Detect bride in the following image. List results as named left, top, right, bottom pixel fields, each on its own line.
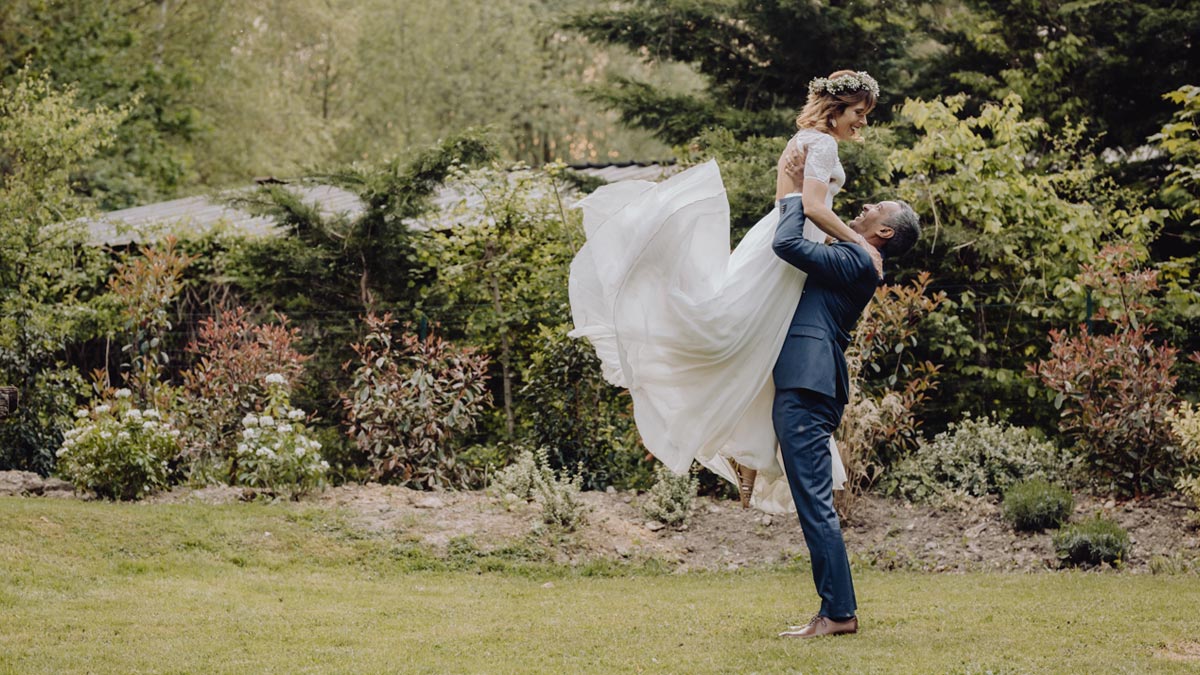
left=568, top=70, right=880, bottom=513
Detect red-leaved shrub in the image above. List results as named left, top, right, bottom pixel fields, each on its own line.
left=1029, top=245, right=1182, bottom=496
left=178, top=307, right=310, bottom=482
left=341, top=313, right=491, bottom=489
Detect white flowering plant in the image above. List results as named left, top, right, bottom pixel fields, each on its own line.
left=233, top=374, right=327, bottom=498
left=56, top=389, right=181, bottom=500
left=1168, top=402, right=1200, bottom=512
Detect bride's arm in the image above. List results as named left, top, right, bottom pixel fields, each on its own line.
left=801, top=179, right=860, bottom=244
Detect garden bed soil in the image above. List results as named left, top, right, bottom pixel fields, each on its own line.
left=5, top=471, right=1197, bottom=573
left=298, top=485, right=1198, bottom=573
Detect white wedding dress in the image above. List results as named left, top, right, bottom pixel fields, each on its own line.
left=568, top=130, right=847, bottom=514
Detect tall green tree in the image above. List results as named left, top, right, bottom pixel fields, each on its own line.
left=0, top=0, right=200, bottom=208
left=564, top=0, right=922, bottom=144
left=0, top=69, right=124, bottom=473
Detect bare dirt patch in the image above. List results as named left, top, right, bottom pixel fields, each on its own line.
left=307, top=483, right=1200, bottom=573
left=9, top=470, right=1197, bottom=573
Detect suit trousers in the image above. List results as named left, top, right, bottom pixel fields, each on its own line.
left=772, top=387, right=857, bottom=619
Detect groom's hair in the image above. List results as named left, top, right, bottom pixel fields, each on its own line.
left=881, top=201, right=920, bottom=259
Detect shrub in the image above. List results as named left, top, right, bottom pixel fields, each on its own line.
left=1030, top=245, right=1183, bottom=496
left=55, top=389, right=181, bottom=500
left=178, top=307, right=310, bottom=483
left=341, top=313, right=491, bottom=489
left=836, top=272, right=944, bottom=518
left=1053, top=516, right=1131, bottom=568
left=886, top=415, right=1070, bottom=502
left=1002, top=479, right=1074, bottom=532
left=232, top=374, right=328, bottom=499
left=521, top=325, right=649, bottom=490
left=492, top=447, right=540, bottom=500
left=641, top=464, right=699, bottom=526
left=533, top=457, right=588, bottom=531
left=1167, top=401, right=1200, bottom=511
left=493, top=447, right=588, bottom=530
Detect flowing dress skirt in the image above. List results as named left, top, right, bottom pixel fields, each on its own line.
left=567, top=160, right=845, bottom=514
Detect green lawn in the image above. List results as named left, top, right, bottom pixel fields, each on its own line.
left=1, top=497, right=1197, bottom=674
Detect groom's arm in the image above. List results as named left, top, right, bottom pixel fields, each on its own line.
left=773, top=196, right=872, bottom=285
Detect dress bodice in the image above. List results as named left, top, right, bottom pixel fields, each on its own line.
left=792, top=128, right=845, bottom=242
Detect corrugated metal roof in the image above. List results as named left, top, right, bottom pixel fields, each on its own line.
left=86, top=163, right=676, bottom=245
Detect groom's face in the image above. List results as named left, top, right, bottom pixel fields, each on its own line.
left=849, top=201, right=900, bottom=239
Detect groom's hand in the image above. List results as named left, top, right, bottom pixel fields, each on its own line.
left=775, top=143, right=808, bottom=201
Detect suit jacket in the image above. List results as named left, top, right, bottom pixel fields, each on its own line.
left=771, top=195, right=881, bottom=403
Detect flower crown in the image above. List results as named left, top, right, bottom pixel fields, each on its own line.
left=808, top=71, right=880, bottom=99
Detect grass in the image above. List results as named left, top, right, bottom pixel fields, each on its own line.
left=1, top=497, right=1198, bottom=674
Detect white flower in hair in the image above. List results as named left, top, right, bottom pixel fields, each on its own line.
left=808, top=71, right=880, bottom=99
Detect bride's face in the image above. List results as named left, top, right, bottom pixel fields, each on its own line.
left=831, top=103, right=870, bottom=141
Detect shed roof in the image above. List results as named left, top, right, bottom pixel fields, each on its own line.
left=85, top=161, right=677, bottom=246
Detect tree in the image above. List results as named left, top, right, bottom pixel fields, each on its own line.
left=0, top=69, right=125, bottom=473
left=0, top=1, right=200, bottom=208
left=415, top=161, right=579, bottom=438
left=888, top=94, right=1163, bottom=430
left=915, top=0, right=1200, bottom=151
left=564, top=0, right=920, bottom=144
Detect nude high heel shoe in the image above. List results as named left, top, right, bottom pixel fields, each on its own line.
left=728, top=459, right=756, bottom=509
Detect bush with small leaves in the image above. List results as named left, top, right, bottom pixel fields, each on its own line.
left=534, top=462, right=588, bottom=531
left=886, top=415, right=1072, bottom=502
left=341, top=313, right=491, bottom=489
left=1053, top=516, right=1131, bottom=568
left=1002, top=479, right=1074, bottom=532
left=233, top=374, right=328, bottom=499
left=642, top=464, right=699, bottom=526
left=1168, top=401, right=1200, bottom=512
left=55, top=389, right=181, bottom=500
left=492, top=447, right=540, bottom=501
left=492, top=447, right=588, bottom=530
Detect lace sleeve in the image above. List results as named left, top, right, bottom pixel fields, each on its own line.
left=802, top=134, right=838, bottom=184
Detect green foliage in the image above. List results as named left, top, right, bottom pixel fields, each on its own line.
left=55, top=390, right=180, bottom=500
left=889, top=95, right=1162, bottom=429
left=521, top=325, right=648, bottom=490
left=340, top=314, right=491, bottom=489
left=1030, top=246, right=1184, bottom=497
left=886, top=415, right=1072, bottom=503
left=915, top=1, right=1200, bottom=150
left=491, top=447, right=542, bottom=501
left=491, top=447, right=588, bottom=531
left=1167, top=402, right=1200, bottom=513
left=415, top=160, right=578, bottom=437
left=0, top=68, right=123, bottom=474
left=0, top=1, right=199, bottom=206
left=1155, top=85, right=1200, bottom=231
left=1053, top=516, right=1131, bottom=568
left=232, top=376, right=328, bottom=499
left=179, top=308, right=311, bottom=485
left=641, top=464, right=698, bottom=527
left=1001, top=479, right=1074, bottom=532
left=565, top=0, right=918, bottom=143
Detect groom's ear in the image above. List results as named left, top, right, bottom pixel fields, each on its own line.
left=877, top=225, right=895, bottom=240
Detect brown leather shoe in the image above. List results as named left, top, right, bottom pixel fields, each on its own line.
left=778, top=614, right=858, bottom=638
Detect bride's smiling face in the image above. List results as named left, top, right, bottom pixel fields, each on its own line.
left=831, top=103, right=870, bottom=141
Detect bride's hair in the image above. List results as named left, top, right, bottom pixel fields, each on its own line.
left=795, top=69, right=878, bottom=140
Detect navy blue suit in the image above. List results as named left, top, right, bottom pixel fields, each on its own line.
left=771, top=195, right=880, bottom=620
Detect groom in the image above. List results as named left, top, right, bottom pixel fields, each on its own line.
left=771, top=145, right=920, bottom=638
